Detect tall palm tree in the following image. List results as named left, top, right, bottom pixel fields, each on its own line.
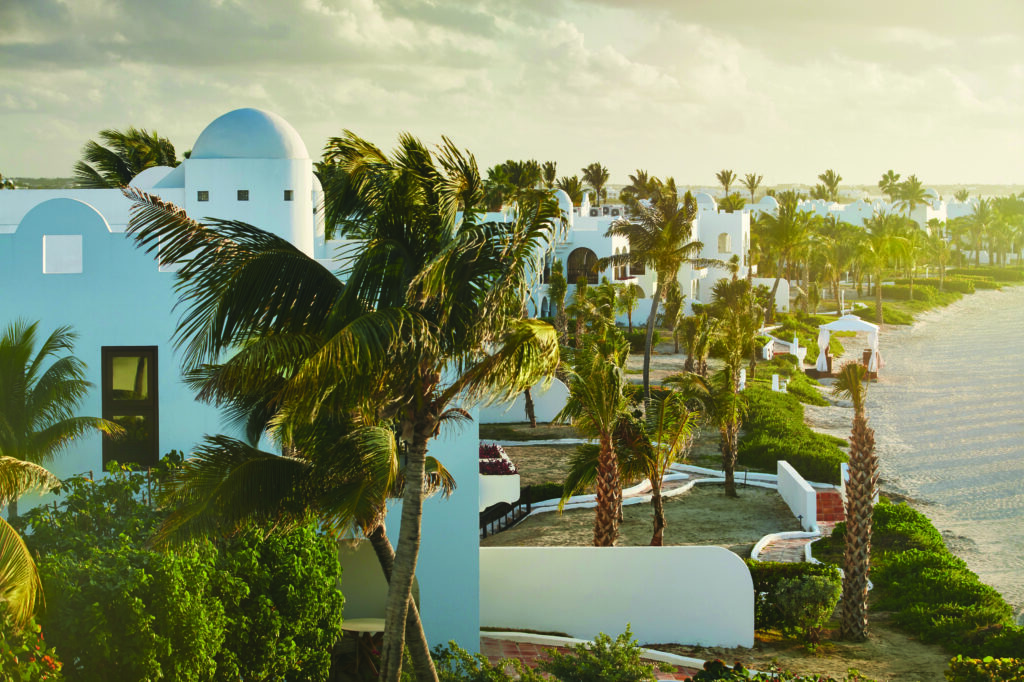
left=967, top=198, right=993, bottom=266
left=754, top=191, right=817, bottom=320
left=860, top=211, right=910, bottom=323
left=74, top=127, right=179, bottom=188
left=0, top=321, right=122, bottom=520
left=817, top=218, right=861, bottom=314
left=554, top=336, right=631, bottom=546
left=602, top=183, right=707, bottom=401
left=877, top=170, right=901, bottom=203
left=615, top=282, right=644, bottom=332
left=817, top=169, right=842, bottom=202
left=832, top=362, right=877, bottom=641
left=542, top=161, right=557, bottom=189
left=742, top=173, right=763, bottom=204
left=953, top=189, right=970, bottom=203
left=897, top=174, right=929, bottom=215
left=716, top=169, right=736, bottom=197
left=926, top=220, right=952, bottom=291
left=556, top=175, right=585, bottom=205
left=621, top=169, right=657, bottom=204
left=679, top=312, right=717, bottom=377
left=643, top=391, right=699, bottom=545
left=581, top=162, right=610, bottom=207
left=0, top=456, right=60, bottom=627
left=718, top=193, right=746, bottom=213
left=548, top=259, right=569, bottom=343
left=125, top=132, right=562, bottom=682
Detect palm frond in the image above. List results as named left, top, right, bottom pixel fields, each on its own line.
left=0, top=517, right=42, bottom=627
left=0, top=457, right=60, bottom=505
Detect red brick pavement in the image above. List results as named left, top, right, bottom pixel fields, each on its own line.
left=481, top=637, right=699, bottom=680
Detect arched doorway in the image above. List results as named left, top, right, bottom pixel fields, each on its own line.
left=567, top=247, right=599, bottom=285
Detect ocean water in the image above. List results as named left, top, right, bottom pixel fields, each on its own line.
left=866, top=284, right=1024, bottom=610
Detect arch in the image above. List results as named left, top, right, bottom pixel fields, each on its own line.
left=567, top=247, right=599, bottom=285
left=718, top=232, right=732, bottom=254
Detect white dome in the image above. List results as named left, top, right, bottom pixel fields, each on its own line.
left=190, top=108, right=309, bottom=160
left=758, top=195, right=780, bottom=210
left=694, top=192, right=717, bottom=208
left=129, top=165, right=175, bottom=188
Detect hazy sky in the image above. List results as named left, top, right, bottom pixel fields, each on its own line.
left=2, top=0, right=1022, bottom=185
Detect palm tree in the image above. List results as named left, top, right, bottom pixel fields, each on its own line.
left=742, top=173, right=763, bottom=204
left=718, top=193, right=746, bottom=213
left=0, top=457, right=60, bottom=627
left=817, top=218, right=861, bottom=314
left=679, top=312, right=717, bottom=377
left=602, top=183, right=707, bottom=401
left=125, top=132, right=562, bottom=682
left=896, top=174, right=929, bottom=215
left=548, top=260, right=569, bottom=343
left=542, top=161, right=557, bottom=189
left=484, top=164, right=512, bottom=211
left=861, top=212, right=910, bottom=323
left=557, top=175, right=585, bottom=205
left=967, top=198, right=993, bottom=266
left=0, top=321, right=122, bottom=520
left=74, top=127, right=179, bottom=188
left=817, top=169, right=842, bottom=202
left=643, top=391, right=699, bottom=545
left=716, top=169, right=736, bottom=197
left=615, top=282, right=644, bottom=332
left=954, top=189, right=970, bottom=203
left=877, top=170, right=901, bottom=203
left=668, top=367, right=746, bottom=497
left=621, top=169, right=657, bottom=204
left=554, top=336, right=631, bottom=546
left=903, top=225, right=927, bottom=300
left=754, top=191, right=817, bottom=320
left=926, top=220, right=952, bottom=291
left=581, top=162, right=610, bottom=207
left=832, top=362, right=877, bottom=641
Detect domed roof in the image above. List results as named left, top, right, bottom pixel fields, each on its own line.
left=694, top=192, right=717, bottom=208
left=129, top=165, right=175, bottom=188
left=190, top=108, right=309, bottom=160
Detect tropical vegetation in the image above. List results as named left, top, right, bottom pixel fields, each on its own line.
left=74, top=127, right=179, bottom=188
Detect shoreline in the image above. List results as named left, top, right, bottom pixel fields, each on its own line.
left=800, top=285, right=1024, bottom=613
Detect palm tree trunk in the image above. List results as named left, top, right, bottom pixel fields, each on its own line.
left=649, top=475, right=665, bottom=546
left=642, top=281, right=664, bottom=402
left=366, top=524, right=438, bottom=682
left=720, top=423, right=739, bottom=498
left=379, top=417, right=433, bottom=682
left=593, top=433, right=620, bottom=547
left=840, top=408, right=878, bottom=642
left=833, top=276, right=842, bottom=315
left=523, top=388, right=537, bottom=428
left=7, top=500, right=17, bottom=522
left=874, top=270, right=883, bottom=324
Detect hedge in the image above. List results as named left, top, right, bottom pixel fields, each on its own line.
left=743, top=560, right=841, bottom=630
left=894, top=277, right=975, bottom=294
left=738, top=386, right=848, bottom=484
left=949, top=267, right=1024, bottom=282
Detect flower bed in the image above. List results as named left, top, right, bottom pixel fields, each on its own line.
left=480, top=443, right=518, bottom=475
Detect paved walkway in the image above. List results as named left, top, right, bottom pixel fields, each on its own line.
left=755, top=488, right=844, bottom=563
left=481, top=637, right=699, bottom=680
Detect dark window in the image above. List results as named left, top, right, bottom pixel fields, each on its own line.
left=284, top=189, right=294, bottom=201
left=197, top=190, right=209, bottom=202
left=102, top=347, right=158, bottom=467
left=237, top=189, right=249, bottom=201
left=566, top=247, right=599, bottom=285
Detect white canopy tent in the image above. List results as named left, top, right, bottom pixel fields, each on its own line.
left=815, top=315, right=881, bottom=373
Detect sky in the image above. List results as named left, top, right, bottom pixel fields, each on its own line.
left=2, top=0, right=1022, bottom=186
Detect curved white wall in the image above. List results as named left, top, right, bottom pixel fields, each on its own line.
left=480, top=546, right=754, bottom=647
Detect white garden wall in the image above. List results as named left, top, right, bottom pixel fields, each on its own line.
left=777, top=461, right=817, bottom=531
left=480, top=546, right=754, bottom=647
left=479, top=378, right=569, bottom=424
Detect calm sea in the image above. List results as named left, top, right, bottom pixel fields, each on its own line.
left=867, top=284, right=1024, bottom=611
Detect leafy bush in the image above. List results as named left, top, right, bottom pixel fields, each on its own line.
left=853, top=304, right=913, bottom=325
left=17, top=463, right=345, bottom=682
left=881, top=284, right=939, bottom=302
left=948, top=267, right=1024, bottom=282
left=738, top=386, right=847, bottom=483
left=744, top=560, right=842, bottom=631
left=432, top=642, right=544, bottom=682
left=521, top=482, right=564, bottom=504
left=784, top=374, right=829, bottom=406
left=774, top=575, right=841, bottom=644
left=479, top=443, right=507, bottom=459
left=480, top=458, right=518, bottom=475
left=0, top=610, right=63, bottom=681
left=690, top=659, right=876, bottom=681
left=946, top=655, right=1024, bottom=681
left=625, top=330, right=660, bottom=353
left=894, top=278, right=975, bottom=294
left=536, top=627, right=671, bottom=682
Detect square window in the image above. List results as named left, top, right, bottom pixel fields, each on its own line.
left=237, top=189, right=249, bottom=201
left=42, top=235, right=83, bottom=274
left=283, top=189, right=294, bottom=201
left=197, top=190, right=209, bottom=202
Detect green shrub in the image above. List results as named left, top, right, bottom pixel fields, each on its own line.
left=690, top=659, right=877, bottom=681
left=744, top=560, right=841, bottom=630
left=17, top=463, right=345, bottom=682
left=894, top=277, right=975, bottom=294
left=522, top=482, right=564, bottom=504
left=853, top=304, right=913, bottom=325
left=784, top=375, right=829, bottom=406
left=738, top=386, right=847, bottom=483
left=774, top=575, right=842, bottom=644
left=536, top=627, right=670, bottom=682
left=432, top=642, right=544, bottom=682
left=948, top=267, right=1024, bottom=282
left=880, top=284, right=938, bottom=302
left=946, top=655, right=1024, bottom=681
left=0, top=610, right=63, bottom=681
left=625, top=330, right=660, bottom=353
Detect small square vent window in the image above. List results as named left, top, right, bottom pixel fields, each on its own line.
left=237, top=190, right=249, bottom=201
left=283, top=190, right=294, bottom=201
left=197, top=190, right=209, bottom=202
left=43, top=235, right=83, bottom=274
